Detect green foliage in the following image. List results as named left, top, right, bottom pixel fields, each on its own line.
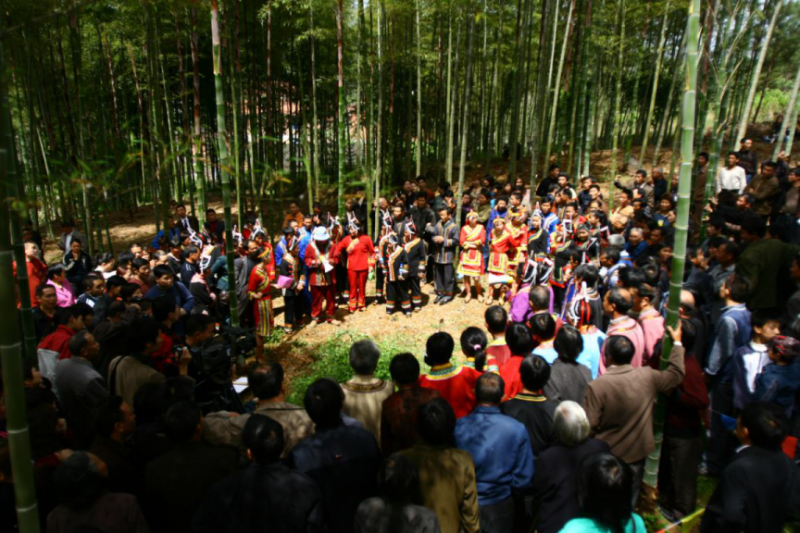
left=285, top=330, right=410, bottom=404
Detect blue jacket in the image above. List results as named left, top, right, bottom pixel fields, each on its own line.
left=454, top=405, right=534, bottom=505
left=145, top=282, right=195, bottom=314
left=706, top=304, right=751, bottom=382
left=754, top=361, right=800, bottom=417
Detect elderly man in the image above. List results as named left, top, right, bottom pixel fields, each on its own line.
left=341, top=340, right=394, bottom=443
left=584, top=325, right=685, bottom=506
left=531, top=401, right=610, bottom=533
left=455, top=373, right=534, bottom=532
left=625, top=228, right=647, bottom=260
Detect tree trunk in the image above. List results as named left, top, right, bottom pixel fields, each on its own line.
left=773, top=63, right=800, bottom=160
left=191, top=2, right=206, bottom=227
left=639, top=0, right=671, bottom=164
left=456, top=6, right=476, bottom=227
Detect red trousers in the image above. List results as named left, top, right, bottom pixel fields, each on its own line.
left=348, top=269, right=368, bottom=311
left=310, top=285, right=337, bottom=319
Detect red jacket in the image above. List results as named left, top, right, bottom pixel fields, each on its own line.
left=336, top=235, right=375, bottom=272
left=419, top=364, right=481, bottom=418
left=500, top=356, right=526, bottom=400
left=38, top=325, right=77, bottom=361
left=14, top=257, right=47, bottom=307
left=304, top=242, right=338, bottom=286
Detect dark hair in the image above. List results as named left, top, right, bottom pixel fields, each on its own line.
left=496, top=195, right=509, bottom=205
left=741, top=212, right=767, bottom=238
left=119, top=283, right=140, bottom=302
left=152, top=264, right=175, bottom=280
left=724, top=274, right=751, bottom=303
left=741, top=402, right=787, bottom=450
left=519, top=355, right=551, bottom=392
left=475, top=373, right=505, bottom=404
left=36, top=283, right=56, bottom=298
left=751, top=310, right=779, bottom=330
left=54, top=452, right=106, bottom=510
left=389, top=353, right=420, bottom=385
left=349, top=340, right=381, bottom=375
left=635, top=283, right=657, bottom=305
left=506, top=323, right=534, bottom=356
left=426, top=332, right=455, bottom=365
left=607, top=287, right=633, bottom=314
left=304, top=379, right=344, bottom=429
left=417, top=398, right=456, bottom=446
left=128, top=317, right=161, bottom=353
left=106, top=300, right=126, bottom=319
left=106, top=275, right=127, bottom=292
left=186, top=314, right=214, bottom=337
left=602, top=246, right=621, bottom=264
left=605, top=336, right=635, bottom=366
left=573, top=264, right=599, bottom=288
left=248, top=363, right=284, bottom=400
left=56, top=305, right=84, bottom=326
left=152, top=295, right=178, bottom=322
left=618, top=268, right=645, bottom=289
left=529, top=285, right=551, bottom=311
left=529, top=313, right=556, bottom=341
left=94, top=395, right=125, bottom=438
left=378, top=454, right=420, bottom=502
left=485, top=305, right=508, bottom=334
left=46, top=264, right=66, bottom=281
left=698, top=151, right=709, bottom=160
left=554, top=325, right=583, bottom=363
left=762, top=161, right=778, bottom=171
left=164, top=401, right=202, bottom=443
left=577, top=453, right=634, bottom=533
left=68, top=330, right=92, bottom=358
left=117, top=252, right=134, bottom=268
left=460, top=327, right=489, bottom=372
left=243, top=415, right=285, bottom=464
left=82, top=273, right=103, bottom=292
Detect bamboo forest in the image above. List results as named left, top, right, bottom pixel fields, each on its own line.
left=1, top=0, right=800, bottom=532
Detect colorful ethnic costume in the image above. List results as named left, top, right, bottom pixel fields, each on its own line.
left=507, top=220, right=529, bottom=277
left=278, top=247, right=305, bottom=329
left=457, top=223, right=486, bottom=278
left=247, top=247, right=276, bottom=337
left=383, top=238, right=411, bottom=314
left=486, top=228, right=515, bottom=285
left=431, top=218, right=458, bottom=298
left=336, top=233, right=375, bottom=312
left=304, top=229, right=339, bottom=322
left=418, top=363, right=481, bottom=418
left=403, top=230, right=427, bottom=310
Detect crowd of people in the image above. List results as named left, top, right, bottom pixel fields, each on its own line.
left=3, top=136, right=800, bottom=532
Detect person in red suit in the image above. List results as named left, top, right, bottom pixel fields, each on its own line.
left=305, top=227, right=339, bottom=324
left=335, top=218, right=374, bottom=313
left=499, top=322, right=537, bottom=400
left=419, top=332, right=481, bottom=418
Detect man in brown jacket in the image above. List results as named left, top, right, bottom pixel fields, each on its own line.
left=584, top=323, right=685, bottom=505
left=400, top=398, right=480, bottom=533
left=743, top=161, right=781, bottom=216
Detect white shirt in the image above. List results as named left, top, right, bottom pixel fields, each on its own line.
left=716, top=165, right=747, bottom=193
left=742, top=341, right=769, bottom=393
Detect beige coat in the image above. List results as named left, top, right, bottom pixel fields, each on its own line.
left=341, top=375, right=394, bottom=445
left=108, top=355, right=165, bottom=407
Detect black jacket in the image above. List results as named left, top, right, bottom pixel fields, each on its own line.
left=700, top=445, right=800, bottom=533
left=192, top=463, right=325, bottom=533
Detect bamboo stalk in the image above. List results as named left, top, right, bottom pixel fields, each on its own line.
left=211, top=0, right=239, bottom=328
left=643, top=0, right=699, bottom=494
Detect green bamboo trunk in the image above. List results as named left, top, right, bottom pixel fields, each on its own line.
left=0, top=17, right=41, bottom=533
left=211, top=0, right=239, bottom=327
left=456, top=7, right=475, bottom=227
left=643, top=0, right=699, bottom=494
left=773, top=64, right=800, bottom=160
left=639, top=0, right=671, bottom=165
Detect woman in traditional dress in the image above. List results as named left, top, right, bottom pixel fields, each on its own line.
left=248, top=246, right=275, bottom=360
left=485, top=217, right=516, bottom=306
left=458, top=211, right=486, bottom=303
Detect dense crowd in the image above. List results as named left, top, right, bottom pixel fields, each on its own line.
left=3, top=136, right=800, bottom=532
